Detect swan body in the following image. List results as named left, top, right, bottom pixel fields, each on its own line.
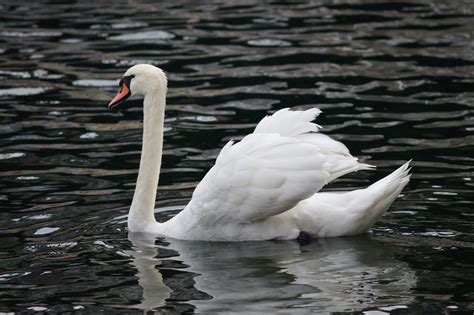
left=108, top=64, right=411, bottom=241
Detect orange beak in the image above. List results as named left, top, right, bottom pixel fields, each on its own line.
left=108, top=82, right=130, bottom=109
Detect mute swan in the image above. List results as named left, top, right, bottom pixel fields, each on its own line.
left=108, top=64, right=411, bottom=241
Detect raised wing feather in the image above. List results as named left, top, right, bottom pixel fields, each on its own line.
left=188, top=133, right=330, bottom=223
left=254, top=108, right=322, bottom=136
left=254, top=108, right=374, bottom=180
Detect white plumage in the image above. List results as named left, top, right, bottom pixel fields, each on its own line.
left=109, top=64, right=411, bottom=241
left=254, top=107, right=322, bottom=135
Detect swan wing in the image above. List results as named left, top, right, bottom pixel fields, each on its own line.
left=188, top=133, right=331, bottom=222
left=184, top=108, right=372, bottom=225
left=255, top=108, right=374, bottom=181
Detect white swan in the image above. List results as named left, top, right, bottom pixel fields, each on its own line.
left=108, top=64, right=411, bottom=241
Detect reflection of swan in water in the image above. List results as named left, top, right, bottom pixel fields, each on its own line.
left=126, top=233, right=172, bottom=311
left=128, top=232, right=416, bottom=313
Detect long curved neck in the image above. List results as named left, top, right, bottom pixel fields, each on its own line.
left=128, top=91, right=166, bottom=232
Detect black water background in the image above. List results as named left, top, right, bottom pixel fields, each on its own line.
left=0, top=0, right=473, bottom=313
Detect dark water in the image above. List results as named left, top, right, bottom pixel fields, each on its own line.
left=1, top=0, right=473, bottom=313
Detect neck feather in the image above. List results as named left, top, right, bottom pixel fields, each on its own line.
left=128, top=91, right=166, bottom=232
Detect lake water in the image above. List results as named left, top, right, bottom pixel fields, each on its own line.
left=0, top=0, right=473, bottom=313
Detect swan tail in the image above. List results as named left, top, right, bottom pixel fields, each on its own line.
left=291, top=161, right=411, bottom=237
left=361, top=161, right=411, bottom=226
left=368, top=160, right=411, bottom=193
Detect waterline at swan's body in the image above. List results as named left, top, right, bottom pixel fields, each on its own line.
left=108, top=64, right=411, bottom=241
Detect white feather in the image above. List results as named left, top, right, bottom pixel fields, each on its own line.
left=187, top=133, right=330, bottom=223
left=254, top=108, right=322, bottom=136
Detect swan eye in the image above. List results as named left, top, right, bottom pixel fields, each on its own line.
left=122, top=75, right=135, bottom=90
left=118, top=75, right=134, bottom=89
left=108, top=75, right=135, bottom=109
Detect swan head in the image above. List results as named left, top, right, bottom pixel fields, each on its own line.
left=108, top=64, right=167, bottom=109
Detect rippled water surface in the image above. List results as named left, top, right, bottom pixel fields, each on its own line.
left=1, top=0, right=473, bottom=313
